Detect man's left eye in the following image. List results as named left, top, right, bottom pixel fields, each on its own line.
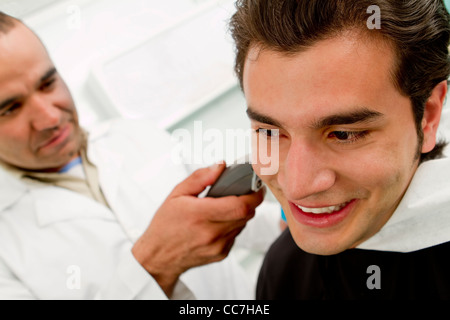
left=328, top=130, right=369, bottom=143
left=40, top=79, right=56, bottom=91
left=331, top=131, right=352, bottom=140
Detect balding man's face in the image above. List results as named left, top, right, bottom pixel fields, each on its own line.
left=0, top=23, right=82, bottom=171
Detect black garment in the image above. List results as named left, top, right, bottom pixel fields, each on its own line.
left=256, top=228, right=450, bottom=299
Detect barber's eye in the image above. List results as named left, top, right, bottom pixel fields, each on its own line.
left=40, top=79, right=56, bottom=91
left=1, top=102, right=22, bottom=117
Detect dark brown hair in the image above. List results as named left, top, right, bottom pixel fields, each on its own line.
left=230, top=0, right=450, bottom=162
left=0, top=11, right=18, bottom=33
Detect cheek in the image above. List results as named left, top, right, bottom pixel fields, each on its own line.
left=0, top=125, right=32, bottom=162
left=339, top=119, right=419, bottom=187
left=350, top=160, right=401, bottom=199
left=252, top=158, right=288, bottom=213
left=251, top=158, right=281, bottom=197
left=338, top=140, right=418, bottom=222
left=341, top=143, right=411, bottom=188
left=251, top=133, right=282, bottom=176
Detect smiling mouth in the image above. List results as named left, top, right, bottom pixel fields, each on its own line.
left=289, top=199, right=357, bottom=228
left=294, top=201, right=351, bottom=214
left=37, top=125, right=71, bottom=151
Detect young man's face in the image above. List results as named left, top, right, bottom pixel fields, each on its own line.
left=0, top=22, right=82, bottom=172
left=243, top=34, right=425, bottom=255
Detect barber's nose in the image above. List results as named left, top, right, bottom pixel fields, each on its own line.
left=29, top=94, right=60, bottom=131
left=278, top=139, right=336, bottom=200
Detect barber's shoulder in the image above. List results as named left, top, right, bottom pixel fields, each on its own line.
left=0, top=168, right=27, bottom=214
left=86, top=117, right=181, bottom=172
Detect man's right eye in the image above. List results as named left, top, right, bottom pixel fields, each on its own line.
left=255, top=128, right=280, bottom=138
left=1, top=103, right=22, bottom=116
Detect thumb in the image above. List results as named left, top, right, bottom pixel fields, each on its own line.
left=171, top=161, right=226, bottom=197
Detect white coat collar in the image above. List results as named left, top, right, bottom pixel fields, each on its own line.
left=357, top=156, right=450, bottom=252
left=84, top=120, right=124, bottom=211
left=0, top=164, right=115, bottom=228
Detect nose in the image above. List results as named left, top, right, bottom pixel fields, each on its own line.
left=278, top=138, right=336, bottom=200
left=28, top=93, right=60, bottom=131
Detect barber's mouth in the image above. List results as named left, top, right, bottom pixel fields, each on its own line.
left=38, top=125, right=71, bottom=151
left=288, top=199, right=357, bottom=228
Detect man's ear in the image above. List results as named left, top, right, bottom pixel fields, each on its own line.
left=421, top=80, right=447, bottom=153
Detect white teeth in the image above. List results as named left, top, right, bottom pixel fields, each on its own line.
left=295, top=202, right=349, bottom=214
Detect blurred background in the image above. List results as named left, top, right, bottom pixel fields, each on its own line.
left=0, top=0, right=251, bottom=167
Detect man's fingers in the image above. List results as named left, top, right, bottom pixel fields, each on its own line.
left=195, top=225, right=247, bottom=264
left=171, top=162, right=226, bottom=197
left=200, top=186, right=266, bottom=222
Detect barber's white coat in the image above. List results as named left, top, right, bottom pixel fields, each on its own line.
left=0, top=118, right=280, bottom=300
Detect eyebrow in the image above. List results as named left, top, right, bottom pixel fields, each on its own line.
left=246, top=106, right=384, bottom=129
left=0, top=67, right=57, bottom=112
left=40, top=67, right=57, bottom=83
left=246, top=108, right=283, bottom=127
left=310, top=108, right=384, bottom=129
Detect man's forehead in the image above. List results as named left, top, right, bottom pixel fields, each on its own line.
left=243, top=31, right=396, bottom=89
left=241, top=35, right=411, bottom=135
left=0, top=21, right=49, bottom=58
left=0, top=23, right=52, bottom=73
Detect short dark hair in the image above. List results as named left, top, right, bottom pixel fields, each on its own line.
left=229, top=0, right=450, bottom=162
left=0, top=11, right=18, bottom=33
